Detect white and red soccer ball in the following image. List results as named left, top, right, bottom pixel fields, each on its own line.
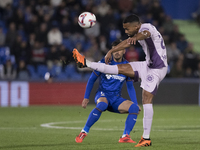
left=78, top=12, right=96, bottom=28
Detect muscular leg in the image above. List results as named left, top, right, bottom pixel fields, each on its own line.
left=142, top=90, right=154, bottom=104
left=96, top=97, right=108, bottom=104
left=88, top=62, right=135, bottom=78
left=142, top=90, right=154, bottom=139
left=118, top=100, right=139, bottom=136
left=117, top=64, right=135, bottom=78
left=118, top=100, right=133, bottom=114
left=82, top=97, right=108, bottom=133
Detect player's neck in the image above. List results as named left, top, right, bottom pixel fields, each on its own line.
left=137, top=22, right=142, bottom=33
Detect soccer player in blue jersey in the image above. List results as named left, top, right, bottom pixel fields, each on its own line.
left=75, top=39, right=140, bottom=143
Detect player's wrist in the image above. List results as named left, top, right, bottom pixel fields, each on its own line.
left=109, top=49, right=114, bottom=54
left=134, top=36, right=137, bottom=41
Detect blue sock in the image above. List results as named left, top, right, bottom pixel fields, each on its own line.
left=83, top=102, right=108, bottom=133
left=123, top=104, right=139, bottom=135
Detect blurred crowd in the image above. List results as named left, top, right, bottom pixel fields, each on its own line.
left=192, top=1, right=200, bottom=26
left=0, top=0, right=200, bottom=81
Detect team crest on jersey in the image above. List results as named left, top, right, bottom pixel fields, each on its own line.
left=106, top=74, right=112, bottom=79
left=146, top=74, right=154, bottom=82
left=101, top=91, right=105, bottom=96
left=105, top=74, right=125, bottom=82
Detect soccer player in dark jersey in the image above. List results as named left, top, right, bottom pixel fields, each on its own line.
left=75, top=39, right=140, bottom=143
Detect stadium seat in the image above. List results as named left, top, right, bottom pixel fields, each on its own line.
left=70, top=73, right=83, bottom=81
left=65, top=63, right=83, bottom=81
left=0, top=20, right=5, bottom=28
left=83, top=72, right=92, bottom=81
left=27, top=65, right=40, bottom=80
left=18, top=30, right=27, bottom=41
left=65, top=64, right=77, bottom=76
left=56, top=72, right=69, bottom=81
left=37, top=65, right=49, bottom=78
left=62, top=38, right=73, bottom=51
left=50, top=65, right=62, bottom=77
left=12, top=0, right=20, bottom=7
left=0, top=20, right=7, bottom=33
left=17, top=71, right=30, bottom=80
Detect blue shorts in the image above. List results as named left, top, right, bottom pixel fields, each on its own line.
left=94, top=90, right=127, bottom=113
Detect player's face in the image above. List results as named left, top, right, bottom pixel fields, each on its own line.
left=123, top=22, right=140, bottom=37
left=112, top=46, right=125, bottom=62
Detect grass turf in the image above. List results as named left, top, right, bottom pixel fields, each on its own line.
left=0, top=105, right=200, bottom=150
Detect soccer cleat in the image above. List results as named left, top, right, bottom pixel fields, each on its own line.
left=118, top=134, right=136, bottom=143
left=134, top=136, right=152, bottom=147
left=75, top=132, right=87, bottom=143
left=72, top=48, right=87, bottom=68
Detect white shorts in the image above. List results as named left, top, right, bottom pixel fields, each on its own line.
left=129, top=61, right=167, bottom=95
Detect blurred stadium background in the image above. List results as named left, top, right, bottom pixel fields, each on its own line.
left=0, top=1, right=200, bottom=150
left=0, top=0, right=200, bottom=106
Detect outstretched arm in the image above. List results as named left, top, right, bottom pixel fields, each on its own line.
left=127, top=30, right=151, bottom=45
left=126, top=80, right=138, bottom=105
left=105, top=30, right=151, bottom=63
left=126, top=80, right=141, bottom=112
left=110, top=39, right=131, bottom=53
left=105, top=39, right=131, bottom=63
left=83, top=71, right=99, bottom=108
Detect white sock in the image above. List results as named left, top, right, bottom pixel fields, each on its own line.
left=122, top=134, right=126, bottom=138
left=142, top=104, right=153, bottom=139
left=87, top=61, right=118, bottom=75
left=86, top=59, right=91, bottom=67
left=81, top=129, right=88, bottom=134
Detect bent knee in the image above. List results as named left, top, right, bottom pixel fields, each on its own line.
left=118, top=100, right=133, bottom=114
left=117, top=64, right=135, bottom=78
left=96, top=102, right=108, bottom=112
left=128, top=103, right=139, bottom=114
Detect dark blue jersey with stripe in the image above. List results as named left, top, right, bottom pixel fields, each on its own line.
left=94, top=58, right=131, bottom=95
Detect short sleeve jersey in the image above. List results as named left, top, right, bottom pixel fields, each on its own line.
left=138, top=23, right=168, bottom=68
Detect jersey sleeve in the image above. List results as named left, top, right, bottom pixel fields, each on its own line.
left=139, top=23, right=154, bottom=37
left=126, top=80, right=138, bottom=104
left=84, top=71, right=99, bottom=99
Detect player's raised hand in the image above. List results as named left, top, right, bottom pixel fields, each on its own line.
left=127, top=37, right=137, bottom=45
left=82, top=98, right=89, bottom=108
left=105, top=50, right=112, bottom=64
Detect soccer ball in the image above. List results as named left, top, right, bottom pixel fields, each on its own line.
left=78, top=12, right=96, bottom=28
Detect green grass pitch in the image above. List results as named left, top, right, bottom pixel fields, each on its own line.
left=0, top=105, right=200, bottom=150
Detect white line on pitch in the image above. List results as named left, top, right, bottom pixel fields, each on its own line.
left=40, top=120, right=200, bottom=132
left=0, top=127, right=37, bottom=130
